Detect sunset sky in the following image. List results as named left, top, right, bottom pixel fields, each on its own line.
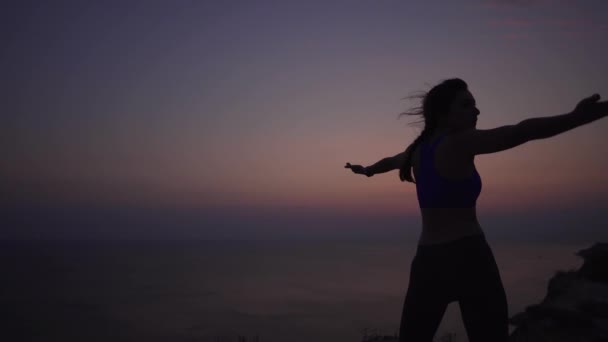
left=5, top=0, right=608, bottom=241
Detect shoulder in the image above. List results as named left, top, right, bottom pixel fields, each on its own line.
left=444, top=125, right=524, bottom=156
left=437, top=129, right=476, bottom=162
left=443, top=128, right=475, bottom=148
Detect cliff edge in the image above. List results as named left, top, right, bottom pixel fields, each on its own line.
left=509, top=242, right=608, bottom=342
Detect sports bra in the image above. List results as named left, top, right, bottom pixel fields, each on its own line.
left=415, top=134, right=482, bottom=208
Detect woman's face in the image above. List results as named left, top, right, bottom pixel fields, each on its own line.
left=444, top=90, right=480, bottom=130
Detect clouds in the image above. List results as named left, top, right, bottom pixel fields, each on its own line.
left=480, top=0, right=607, bottom=42
left=481, top=0, right=557, bottom=7
left=488, top=16, right=605, bottom=41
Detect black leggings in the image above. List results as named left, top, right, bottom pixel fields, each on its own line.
left=399, top=234, right=508, bottom=342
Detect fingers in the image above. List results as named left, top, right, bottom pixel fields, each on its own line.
left=575, top=94, right=602, bottom=113
left=583, top=93, right=601, bottom=103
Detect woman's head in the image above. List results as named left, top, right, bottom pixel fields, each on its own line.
left=404, top=78, right=478, bottom=131
left=399, top=78, right=479, bottom=182
left=442, top=85, right=480, bottom=131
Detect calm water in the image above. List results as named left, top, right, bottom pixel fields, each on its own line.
left=1, top=239, right=585, bottom=342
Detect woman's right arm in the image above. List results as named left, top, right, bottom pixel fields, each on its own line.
left=451, top=94, right=608, bottom=156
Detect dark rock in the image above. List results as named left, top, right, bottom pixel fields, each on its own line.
left=576, top=243, right=608, bottom=283
left=509, top=243, right=608, bottom=342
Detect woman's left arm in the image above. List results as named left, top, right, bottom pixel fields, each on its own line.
left=345, top=151, right=406, bottom=177
left=366, top=151, right=406, bottom=175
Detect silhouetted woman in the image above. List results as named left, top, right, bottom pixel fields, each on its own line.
left=345, top=78, right=607, bottom=342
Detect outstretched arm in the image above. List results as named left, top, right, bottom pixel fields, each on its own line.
left=450, top=94, right=608, bottom=156
left=345, top=151, right=406, bottom=177
left=518, top=94, right=608, bottom=140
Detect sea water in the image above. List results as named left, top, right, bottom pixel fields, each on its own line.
left=1, top=239, right=585, bottom=342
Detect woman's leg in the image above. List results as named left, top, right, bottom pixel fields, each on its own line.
left=458, top=244, right=509, bottom=342
left=399, top=255, right=450, bottom=342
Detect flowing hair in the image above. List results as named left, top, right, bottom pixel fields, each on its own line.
left=398, top=78, right=469, bottom=183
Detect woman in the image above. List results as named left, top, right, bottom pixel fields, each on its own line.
left=345, top=78, right=607, bottom=342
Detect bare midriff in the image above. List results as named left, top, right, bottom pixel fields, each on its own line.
left=418, top=207, right=484, bottom=245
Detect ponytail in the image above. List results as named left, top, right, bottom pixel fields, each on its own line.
left=399, top=127, right=433, bottom=183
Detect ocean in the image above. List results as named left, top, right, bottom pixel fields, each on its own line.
left=1, top=238, right=585, bottom=342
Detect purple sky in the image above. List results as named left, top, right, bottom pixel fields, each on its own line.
left=4, top=0, right=608, bottom=241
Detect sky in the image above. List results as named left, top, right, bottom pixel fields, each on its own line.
left=4, top=0, right=608, bottom=241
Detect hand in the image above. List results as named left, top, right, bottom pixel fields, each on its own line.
left=345, top=162, right=372, bottom=177
left=573, top=94, right=608, bottom=116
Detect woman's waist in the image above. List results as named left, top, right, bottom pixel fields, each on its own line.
left=415, top=232, right=492, bottom=267
left=421, top=207, right=479, bottom=224
left=419, top=219, right=483, bottom=246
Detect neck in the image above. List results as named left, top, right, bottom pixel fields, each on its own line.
left=434, top=126, right=464, bottom=135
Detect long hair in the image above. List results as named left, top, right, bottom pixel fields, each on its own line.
left=398, top=78, right=469, bottom=183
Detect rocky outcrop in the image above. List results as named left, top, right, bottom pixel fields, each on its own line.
left=360, top=243, right=608, bottom=342
left=509, top=243, right=608, bottom=342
